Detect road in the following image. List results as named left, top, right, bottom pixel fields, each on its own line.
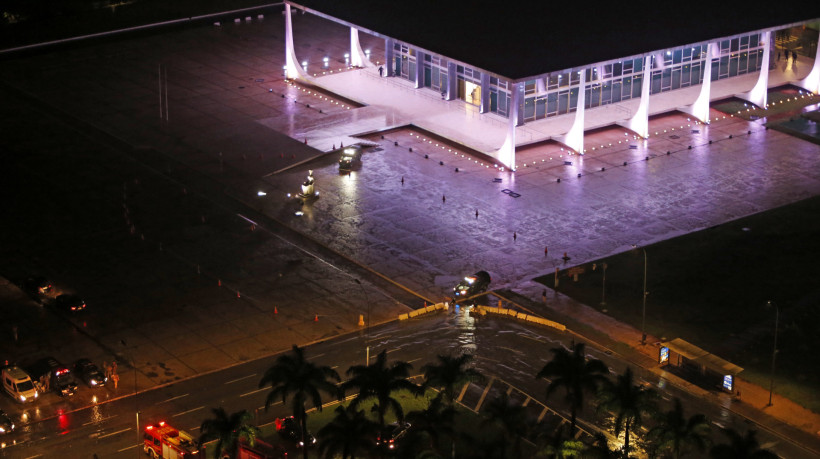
left=3, top=310, right=816, bottom=458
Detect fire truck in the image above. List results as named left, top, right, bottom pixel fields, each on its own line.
left=143, top=421, right=202, bottom=458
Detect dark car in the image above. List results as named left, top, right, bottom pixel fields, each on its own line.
left=338, top=146, right=362, bottom=171
left=453, top=270, right=491, bottom=298
left=376, top=421, right=410, bottom=450
left=74, top=359, right=107, bottom=388
left=0, top=410, right=14, bottom=435
left=22, top=276, right=53, bottom=302
left=27, top=357, right=78, bottom=397
left=276, top=416, right=316, bottom=448
left=54, top=294, right=86, bottom=312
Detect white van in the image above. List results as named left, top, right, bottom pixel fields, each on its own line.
left=2, top=366, right=39, bottom=403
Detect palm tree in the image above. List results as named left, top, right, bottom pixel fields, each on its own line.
left=646, top=398, right=710, bottom=458
left=316, top=405, right=379, bottom=459
left=709, top=428, right=778, bottom=459
left=405, top=398, right=457, bottom=456
left=342, top=349, right=423, bottom=433
left=198, top=407, right=259, bottom=459
left=421, top=353, right=485, bottom=406
left=481, top=393, right=529, bottom=459
left=535, top=422, right=584, bottom=459
left=596, top=367, right=657, bottom=457
left=536, top=341, right=609, bottom=433
left=258, top=345, right=341, bottom=459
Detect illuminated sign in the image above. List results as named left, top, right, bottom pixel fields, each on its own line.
left=723, top=374, right=733, bottom=392
left=659, top=346, right=669, bottom=364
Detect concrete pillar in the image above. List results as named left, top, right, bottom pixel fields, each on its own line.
left=284, top=4, right=308, bottom=80
left=515, top=83, right=525, bottom=127
left=496, top=82, right=522, bottom=170
left=563, top=69, right=586, bottom=154
left=446, top=62, right=457, bottom=100
left=385, top=38, right=394, bottom=76
left=350, top=28, right=370, bottom=68
left=480, top=72, right=490, bottom=113
left=798, top=29, right=820, bottom=94
left=742, top=31, right=770, bottom=108
left=626, top=55, right=652, bottom=138
left=686, top=42, right=715, bottom=123
left=415, top=50, right=424, bottom=88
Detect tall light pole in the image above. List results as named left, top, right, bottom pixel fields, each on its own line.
left=354, top=279, right=371, bottom=365
left=121, top=339, right=140, bottom=457
left=632, top=245, right=648, bottom=345
left=767, top=300, right=779, bottom=406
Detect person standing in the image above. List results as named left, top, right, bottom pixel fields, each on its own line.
left=378, top=66, right=384, bottom=77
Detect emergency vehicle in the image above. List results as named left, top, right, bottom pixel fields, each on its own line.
left=143, top=421, right=202, bottom=458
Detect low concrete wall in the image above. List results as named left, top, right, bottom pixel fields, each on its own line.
left=398, top=302, right=449, bottom=320
left=471, top=306, right=566, bottom=331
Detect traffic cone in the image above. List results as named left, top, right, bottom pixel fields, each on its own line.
left=274, top=306, right=278, bottom=314
left=237, top=291, right=241, bottom=298
left=358, top=314, right=364, bottom=326
left=251, top=224, right=256, bottom=231
left=340, top=142, right=344, bottom=148
left=218, top=279, right=222, bottom=287
left=314, top=314, right=319, bottom=322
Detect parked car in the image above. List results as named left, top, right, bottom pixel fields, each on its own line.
left=338, top=146, right=362, bottom=171
left=376, top=421, right=411, bottom=450
left=27, top=357, right=78, bottom=397
left=1, top=366, right=38, bottom=403
left=74, top=359, right=107, bottom=388
left=22, top=276, right=53, bottom=302
left=54, top=294, right=86, bottom=312
left=276, top=416, right=316, bottom=448
left=453, top=270, right=491, bottom=298
left=0, top=410, right=14, bottom=434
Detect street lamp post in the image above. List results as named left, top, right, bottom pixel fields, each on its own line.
left=632, top=245, right=648, bottom=345
left=767, top=300, right=779, bottom=406
left=354, top=279, right=371, bottom=365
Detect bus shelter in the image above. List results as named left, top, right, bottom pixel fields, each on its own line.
left=659, top=338, right=743, bottom=393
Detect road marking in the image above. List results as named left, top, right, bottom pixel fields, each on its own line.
left=498, top=346, right=522, bottom=354
left=24, top=455, right=43, bottom=459
left=237, top=214, right=258, bottom=226
left=330, top=365, right=339, bottom=369
left=521, top=334, right=545, bottom=343
left=240, top=387, right=268, bottom=397
left=159, top=394, right=189, bottom=404
left=225, top=374, right=257, bottom=384
left=117, top=444, right=140, bottom=453
left=99, top=428, right=131, bottom=439
left=258, top=401, right=282, bottom=410
left=309, top=353, right=325, bottom=360
left=83, top=415, right=118, bottom=426
left=407, top=358, right=421, bottom=364
left=173, top=406, right=205, bottom=417
left=387, top=348, right=400, bottom=353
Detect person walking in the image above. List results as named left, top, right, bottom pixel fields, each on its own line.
left=378, top=66, right=384, bottom=77
left=112, top=372, right=119, bottom=389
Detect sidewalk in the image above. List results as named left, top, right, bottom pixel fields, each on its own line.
left=512, top=279, right=820, bottom=448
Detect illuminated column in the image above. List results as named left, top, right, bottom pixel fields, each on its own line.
left=562, top=69, right=586, bottom=154
left=688, top=42, right=715, bottom=123
left=350, top=28, right=370, bottom=68
left=496, top=83, right=522, bottom=169
left=385, top=38, right=394, bottom=76
left=446, top=62, right=457, bottom=100
left=742, top=31, right=770, bottom=108
left=627, top=55, right=652, bottom=138
left=415, top=50, right=424, bottom=88
left=797, top=29, right=820, bottom=94
left=284, top=4, right=307, bottom=80
left=480, top=72, right=490, bottom=113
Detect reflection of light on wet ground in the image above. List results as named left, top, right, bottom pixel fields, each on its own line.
left=454, top=304, right=477, bottom=354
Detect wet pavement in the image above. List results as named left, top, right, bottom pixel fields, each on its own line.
left=1, top=7, right=820, bottom=451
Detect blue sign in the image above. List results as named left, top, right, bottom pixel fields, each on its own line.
left=723, top=374, right=733, bottom=392
left=659, top=347, right=669, bottom=364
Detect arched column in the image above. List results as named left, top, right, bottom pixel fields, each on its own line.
left=741, top=31, right=771, bottom=108
left=685, top=42, right=715, bottom=123
left=626, top=55, right=652, bottom=138
left=562, top=69, right=586, bottom=154
left=284, top=4, right=308, bottom=80
left=350, top=28, right=371, bottom=68
left=496, top=82, right=522, bottom=170
left=797, top=29, right=820, bottom=94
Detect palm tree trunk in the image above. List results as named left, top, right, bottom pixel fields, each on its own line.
left=570, top=409, right=577, bottom=435
left=624, top=422, right=630, bottom=456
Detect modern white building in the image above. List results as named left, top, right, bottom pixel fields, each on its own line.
left=284, top=0, right=820, bottom=169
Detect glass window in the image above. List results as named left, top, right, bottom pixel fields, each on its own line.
left=730, top=38, right=739, bottom=52
left=680, top=65, right=691, bottom=87
left=719, top=55, right=729, bottom=77
left=490, top=76, right=498, bottom=85
left=535, top=97, right=546, bottom=119
left=683, top=48, right=692, bottom=62
left=671, top=68, right=680, bottom=90
left=632, top=75, right=642, bottom=98
left=594, top=84, right=605, bottom=107
left=611, top=81, right=622, bottom=103
left=622, top=78, right=632, bottom=99
left=749, top=52, right=757, bottom=72
left=569, top=88, right=578, bottom=112
left=673, top=49, right=682, bottom=64
left=740, top=36, right=749, bottom=50
left=524, top=98, right=535, bottom=120
left=651, top=70, right=662, bottom=94
left=457, top=65, right=464, bottom=74
left=721, top=40, right=730, bottom=53
left=738, top=53, right=748, bottom=75
left=525, top=80, right=536, bottom=95
left=623, top=60, right=633, bottom=74
left=558, top=91, right=569, bottom=114
left=570, top=71, right=580, bottom=86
